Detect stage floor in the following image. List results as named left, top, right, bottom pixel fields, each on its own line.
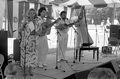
left=14, top=50, right=120, bottom=79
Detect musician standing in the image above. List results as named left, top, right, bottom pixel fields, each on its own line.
left=36, top=7, right=58, bottom=67
left=74, top=10, right=84, bottom=57
left=55, top=11, right=71, bottom=61
left=35, top=7, right=48, bottom=68
left=75, top=7, right=93, bottom=57
left=20, top=8, right=38, bottom=76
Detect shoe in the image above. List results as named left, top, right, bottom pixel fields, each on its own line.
left=60, top=59, right=67, bottom=61
left=38, top=64, right=43, bottom=68
left=29, top=72, right=33, bottom=76
left=81, top=55, right=84, bottom=57
left=42, top=63, right=47, bottom=66
left=57, top=59, right=61, bottom=62
left=30, top=73, right=33, bottom=76
left=28, top=69, right=33, bottom=76
left=23, top=73, right=27, bottom=76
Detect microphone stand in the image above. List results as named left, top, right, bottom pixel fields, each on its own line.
left=23, top=37, right=27, bottom=79
left=22, top=21, right=29, bottom=79
left=43, top=17, right=66, bottom=72
left=12, top=20, right=27, bottom=79
left=55, top=30, right=63, bottom=69
left=17, top=22, right=27, bottom=79
left=71, top=26, right=80, bottom=64
left=44, top=29, right=65, bottom=72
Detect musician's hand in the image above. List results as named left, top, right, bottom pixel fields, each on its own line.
left=39, top=33, right=45, bottom=36
left=74, top=21, right=81, bottom=27
left=42, top=26, right=47, bottom=30
left=59, top=28, right=65, bottom=31
left=36, top=31, right=45, bottom=36
left=54, top=18, right=60, bottom=23
left=34, top=31, right=39, bottom=35
left=19, top=26, right=25, bottom=32
left=64, top=24, right=68, bottom=26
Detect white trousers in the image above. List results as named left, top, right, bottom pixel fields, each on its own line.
left=57, top=31, right=68, bottom=60
left=37, top=35, right=49, bottom=64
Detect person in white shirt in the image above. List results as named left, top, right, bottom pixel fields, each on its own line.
left=36, top=7, right=49, bottom=68
left=36, top=7, right=58, bottom=67
left=55, top=11, right=71, bottom=61
left=114, top=18, right=119, bottom=25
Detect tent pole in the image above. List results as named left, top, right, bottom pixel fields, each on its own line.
left=112, top=3, right=116, bottom=24
left=5, top=0, right=7, bottom=30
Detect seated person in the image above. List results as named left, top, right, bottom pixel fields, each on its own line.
left=116, top=70, right=120, bottom=79
left=87, top=67, right=117, bottom=79
left=4, top=62, right=18, bottom=79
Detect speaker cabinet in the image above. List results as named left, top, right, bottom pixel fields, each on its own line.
left=0, top=31, right=8, bottom=77
left=64, top=59, right=120, bottom=79
left=110, top=25, right=120, bottom=39
left=13, top=39, right=20, bottom=61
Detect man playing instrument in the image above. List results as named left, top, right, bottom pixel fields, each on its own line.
left=36, top=7, right=58, bottom=67
left=55, top=11, right=71, bottom=61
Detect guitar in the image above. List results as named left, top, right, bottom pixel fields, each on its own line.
left=56, top=20, right=78, bottom=31
left=30, top=19, right=59, bottom=36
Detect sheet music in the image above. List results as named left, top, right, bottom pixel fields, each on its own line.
left=28, top=21, right=34, bottom=32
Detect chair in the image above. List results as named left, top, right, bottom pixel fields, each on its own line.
left=0, top=54, right=4, bottom=79
left=108, top=37, right=120, bottom=56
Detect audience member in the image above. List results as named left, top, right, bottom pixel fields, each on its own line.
left=87, top=68, right=117, bottom=79
left=4, top=62, right=18, bottom=79
left=116, top=70, right=120, bottom=79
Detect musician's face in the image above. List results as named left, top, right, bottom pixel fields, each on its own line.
left=61, top=13, right=66, bottom=19
left=29, top=10, right=36, bottom=19
left=41, top=10, right=47, bottom=17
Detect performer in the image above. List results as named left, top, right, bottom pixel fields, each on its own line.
left=36, top=7, right=58, bottom=67
left=75, top=7, right=93, bottom=57
left=19, top=8, right=38, bottom=76
left=74, top=12, right=84, bottom=57
left=55, top=11, right=71, bottom=61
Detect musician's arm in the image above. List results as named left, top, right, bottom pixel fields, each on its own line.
left=67, top=19, right=73, bottom=27
left=55, top=23, right=64, bottom=29
left=19, top=26, right=24, bottom=32
left=74, top=20, right=82, bottom=27
left=68, top=19, right=72, bottom=24
left=35, top=31, right=43, bottom=35
left=75, top=22, right=80, bottom=27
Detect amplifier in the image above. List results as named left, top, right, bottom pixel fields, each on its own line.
left=110, top=25, right=120, bottom=40
left=102, top=46, right=112, bottom=54
left=13, top=39, right=20, bottom=61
